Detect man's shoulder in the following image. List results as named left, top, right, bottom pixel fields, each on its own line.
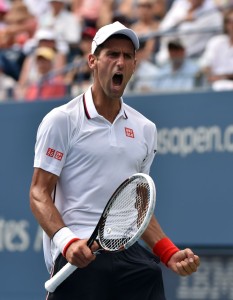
left=49, top=94, right=82, bottom=114
left=43, top=94, right=83, bottom=126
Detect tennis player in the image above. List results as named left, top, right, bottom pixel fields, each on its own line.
left=30, top=21, right=200, bottom=300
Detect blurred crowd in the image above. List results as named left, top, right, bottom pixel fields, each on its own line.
left=0, top=0, right=232, bottom=102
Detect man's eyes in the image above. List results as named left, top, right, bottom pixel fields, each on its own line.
left=109, top=52, right=119, bottom=57
left=108, top=52, right=134, bottom=59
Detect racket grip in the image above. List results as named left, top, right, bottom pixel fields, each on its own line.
left=45, top=262, right=77, bottom=293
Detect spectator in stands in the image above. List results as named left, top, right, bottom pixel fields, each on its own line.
left=16, top=29, right=68, bottom=100
left=126, top=40, right=159, bottom=93
left=95, top=0, right=120, bottom=28
left=97, top=0, right=166, bottom=29
left=3, top=0, right=37, bottom=46
left=96, top=0, right=137, bottom=28
left=23, top=0, right=49, bottom=18
left=71, top=0, right=103, bottom=28
left=153, top=0, right=167, bottom=20
left=65, top=26, right=96, bottom=96
left=156, top=0, right=223, bottom=65
left=199, top=8, right=233, bottom=90
left=0, top=1, right=36, bottom=81
left=116, top=0, right=137, bottom=21
left=112, top=0, right=166, bottom=24
left=130, top=0, right=161, bottom=61
left=154, top=39, right=200, bottom=91
left=22, top=28, right=69, bottom=70
left=24, top=47, right=66, bottom=101
left=38, top=0, right=82, bottom=45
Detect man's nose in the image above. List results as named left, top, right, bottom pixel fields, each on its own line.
left=116, top=55, right=125, bottom=67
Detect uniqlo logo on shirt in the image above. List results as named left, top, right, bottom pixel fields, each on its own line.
left=125, top=127, right=135, bottom=138
left=46, top=148, right=55, bottom=157
left=55, top=151, right=63, bottom=161
left=46, top=148, right=63, bottom=161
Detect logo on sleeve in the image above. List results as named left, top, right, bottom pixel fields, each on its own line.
left=125, top=127, right=135, bottom=138
left=54, top=151, right=63, bottom=161
left=46, top=148, right=63, bottom=161
left=46, top=148, right=55, bottom=157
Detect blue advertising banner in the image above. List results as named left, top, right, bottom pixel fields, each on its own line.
left=0, top=90, right=233, bottom=299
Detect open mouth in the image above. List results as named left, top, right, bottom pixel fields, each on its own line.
left=112, top=73, right=123, bottom=86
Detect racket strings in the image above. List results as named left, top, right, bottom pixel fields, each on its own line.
left=98, top=178, right=151, bottom=251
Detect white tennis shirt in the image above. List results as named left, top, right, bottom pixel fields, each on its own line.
left=34, top=86, right=157, bottom=270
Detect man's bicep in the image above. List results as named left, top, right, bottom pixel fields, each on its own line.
left=30, top=167, right=58, bottom=201
left=30, top=168, right=64, bottom=237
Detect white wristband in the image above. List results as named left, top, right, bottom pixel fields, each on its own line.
left=52, top=227, right=78, bottom=256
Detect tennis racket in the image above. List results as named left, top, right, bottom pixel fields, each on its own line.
left=45, top=173, right=156, bottom=293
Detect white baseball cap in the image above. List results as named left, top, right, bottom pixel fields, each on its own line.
left=91, top=21, right=140, bottom=54
left=35, top=29, right=57, bottom=41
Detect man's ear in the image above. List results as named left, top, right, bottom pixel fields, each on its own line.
left=88, top=54, right=97, bottom=70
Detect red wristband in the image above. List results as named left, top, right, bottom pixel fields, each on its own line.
left=62, top=238, right=80, bottom=258
left=153, top=237, right=180, bottom=265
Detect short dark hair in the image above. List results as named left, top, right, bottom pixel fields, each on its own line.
left=167, top=39, right=185, bottom=51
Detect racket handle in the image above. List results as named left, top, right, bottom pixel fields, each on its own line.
left=45, top=262, right=77, bottom=293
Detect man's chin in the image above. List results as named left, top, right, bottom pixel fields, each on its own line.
left=111, top=84, right=125, bottom=97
